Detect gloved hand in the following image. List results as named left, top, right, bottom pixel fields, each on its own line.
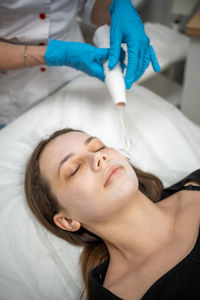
left=45, top=39, right=110, bottom=81
left=109, top=0, right=160, bottom=89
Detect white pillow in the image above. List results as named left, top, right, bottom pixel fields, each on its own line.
left=0, top=75, right=199, bottom=300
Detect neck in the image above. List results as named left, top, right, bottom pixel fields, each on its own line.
left=88, top=191, right=175, bottom=266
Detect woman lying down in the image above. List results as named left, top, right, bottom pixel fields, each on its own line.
left=25, top=128, right=200, bottom=300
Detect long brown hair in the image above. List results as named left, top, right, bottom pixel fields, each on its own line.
left=25, top=128, right=163, bottom=300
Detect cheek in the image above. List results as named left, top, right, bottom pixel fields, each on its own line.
left=126, top=165, right=139, bottom=188
left=60, top=176, right=102, bottom=218
left=124, top=164, right=139, bottom=194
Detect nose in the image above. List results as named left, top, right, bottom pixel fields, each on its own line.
left=92, top=151, right=108, bottom=171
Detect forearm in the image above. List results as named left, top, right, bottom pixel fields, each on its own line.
left=0, top=42, right=46, bottom=71
left=91, top=0, right=112, bottom=27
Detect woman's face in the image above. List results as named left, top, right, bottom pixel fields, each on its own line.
left=39, top=131, right=138, bottom=227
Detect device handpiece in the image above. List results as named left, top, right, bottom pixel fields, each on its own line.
left=93, top=25, right=132, bottom=159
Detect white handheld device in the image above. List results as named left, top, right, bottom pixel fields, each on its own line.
left=93, top=25, right=132, bottom=159
left=93, top=24, right=127, bottom=106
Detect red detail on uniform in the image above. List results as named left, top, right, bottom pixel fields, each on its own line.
left=40, top=67, right=46, bottom=72
left=39, top=42, right=45, bottom=46
left=39, top=13, right=46, bottom=20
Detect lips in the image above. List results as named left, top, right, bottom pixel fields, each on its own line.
left=104, top=165, right=123, bottom=187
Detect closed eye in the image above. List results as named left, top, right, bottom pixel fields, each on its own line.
left=94, top=146, right=105, bottom=152
left=71, top=165, right=80, bottom=176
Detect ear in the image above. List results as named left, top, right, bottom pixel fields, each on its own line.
left=53, top=213, right=81, bottom=232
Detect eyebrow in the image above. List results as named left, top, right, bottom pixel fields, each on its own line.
left=57, top=136, right=97, bottom=176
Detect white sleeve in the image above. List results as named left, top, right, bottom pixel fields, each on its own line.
left=77, top=0, right=96, bottom=25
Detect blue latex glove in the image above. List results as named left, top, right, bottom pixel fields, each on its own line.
left=45, top=39, right=110, bottom=81
left=109, top=0, right=160, bottom=89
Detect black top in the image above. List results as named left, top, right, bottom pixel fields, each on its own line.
left=90, top=169, right=200, bottom=300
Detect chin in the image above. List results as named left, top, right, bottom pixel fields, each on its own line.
left=108, top=174, right=139, bottom=205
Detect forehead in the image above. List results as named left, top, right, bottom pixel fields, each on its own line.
left=39, top=131, right=90, bottom=179
left=43, top=131, right=89, bottom=156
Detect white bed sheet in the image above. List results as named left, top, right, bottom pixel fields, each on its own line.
left=0, top=75, right=200, bottom=300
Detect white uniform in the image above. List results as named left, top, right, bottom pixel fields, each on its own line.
left=0, top=0, right=96, bottom=124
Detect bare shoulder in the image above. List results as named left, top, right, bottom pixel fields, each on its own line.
left=181, top=180, right=200, bottom=203
left=158, top=180, right=200, bottom=226
left=178, top=180, right=200, bottom=226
